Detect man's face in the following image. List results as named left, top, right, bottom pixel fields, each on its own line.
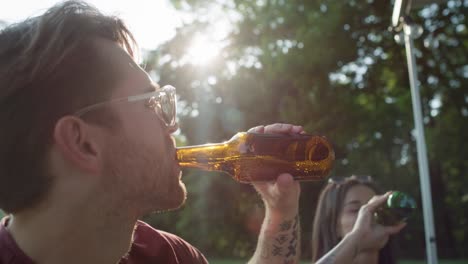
left=94, top=39, right=186, bottom=215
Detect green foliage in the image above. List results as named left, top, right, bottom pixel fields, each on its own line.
left=144, top=0, right=467, bottom=260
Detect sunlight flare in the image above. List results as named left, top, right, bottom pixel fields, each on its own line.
left=186, top=33, right=223, bottom=65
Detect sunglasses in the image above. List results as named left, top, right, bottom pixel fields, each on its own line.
left=328, top=175, right=374, bottom=184
left=74, top=85, right=177, bottom=129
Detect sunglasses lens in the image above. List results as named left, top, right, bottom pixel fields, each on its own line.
left=159, top=86, right=176, bottom=127
left=329, top=177, right=344, bottom=184
left=328, top=176, right=372, bottom=184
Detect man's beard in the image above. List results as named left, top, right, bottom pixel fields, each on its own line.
left=101, top=134, right=187, bottom=217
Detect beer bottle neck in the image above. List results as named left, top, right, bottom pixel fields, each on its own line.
left=176, top=142, right=234, bottom=173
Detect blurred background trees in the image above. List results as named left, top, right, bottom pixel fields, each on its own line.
left=142, top=0, right=467, bottom=260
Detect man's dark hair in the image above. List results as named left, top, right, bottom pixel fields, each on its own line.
left=0, top=0, right=136, bottom=213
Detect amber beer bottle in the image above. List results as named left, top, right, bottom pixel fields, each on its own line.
left=374, top=191, right=417, bottom=226
left=176, top=132, right=335, bottom=183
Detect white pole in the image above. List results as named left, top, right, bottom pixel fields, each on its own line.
left=403, top=22, right=439, bottom=264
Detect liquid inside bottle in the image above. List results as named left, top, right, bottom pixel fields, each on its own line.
left=176, top=132, right=335, bottom=183
left=374, top=191, right=417, bottom=226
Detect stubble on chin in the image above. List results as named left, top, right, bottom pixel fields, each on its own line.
left=161, top=169, right=188, bottom=211
left=103, top=135, right=188, bottom=216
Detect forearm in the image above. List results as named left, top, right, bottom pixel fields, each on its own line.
left=248, top=211, right=300, bottom=264
left=315, top=232, right=358, bottom=264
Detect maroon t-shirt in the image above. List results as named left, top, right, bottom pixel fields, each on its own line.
left=0, top=217, right=208, bottom=264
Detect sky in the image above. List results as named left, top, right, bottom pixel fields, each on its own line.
left=0, top=0, right=182, bottom=50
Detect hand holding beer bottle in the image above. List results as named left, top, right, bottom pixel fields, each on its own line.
left=374, top=191, right=417, bottom=226
left=246, top=124, right=304, bottom=217
left=315, top=192, right=409, bottom=264
left=245, top=123, right=304, bottom=264
left=176, top=124, right=335, bottom=183
left=350, top=192, right=408, bottom=252
left=177, top=123, right=329, bottom=264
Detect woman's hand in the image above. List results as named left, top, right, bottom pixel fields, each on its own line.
left=349, top=192, right=407, bottom=253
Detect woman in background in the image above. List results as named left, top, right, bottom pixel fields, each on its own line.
left=311, top=176, right=406, bottom=264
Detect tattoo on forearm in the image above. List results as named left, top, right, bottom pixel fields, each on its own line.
left=279, top=219, right=293, bottom=231
left=286, top=217, right=299, bottom=257
left=272, top=244, right=283, bottom=256
left=262, top=215, right=299, bottom=262
left=276, top=234, right=288, bottom=244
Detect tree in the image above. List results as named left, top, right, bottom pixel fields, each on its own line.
left=143, top=0, right=468, bottom=259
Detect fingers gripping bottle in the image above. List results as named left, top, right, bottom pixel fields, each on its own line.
left=374, top=191, right=417, bottom=226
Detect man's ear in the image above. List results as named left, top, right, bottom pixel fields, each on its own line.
left=53, top=116, right=103, bottom=174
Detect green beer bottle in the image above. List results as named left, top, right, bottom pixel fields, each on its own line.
left=374, top=191, right=417, bottom=226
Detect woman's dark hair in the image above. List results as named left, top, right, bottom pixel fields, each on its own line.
left=311, top=175, right=396, bottom=264
left=0, top=0, right=136, bottom=213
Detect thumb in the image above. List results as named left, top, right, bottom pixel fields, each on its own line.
left=276, top=173, right=295, bottom=194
